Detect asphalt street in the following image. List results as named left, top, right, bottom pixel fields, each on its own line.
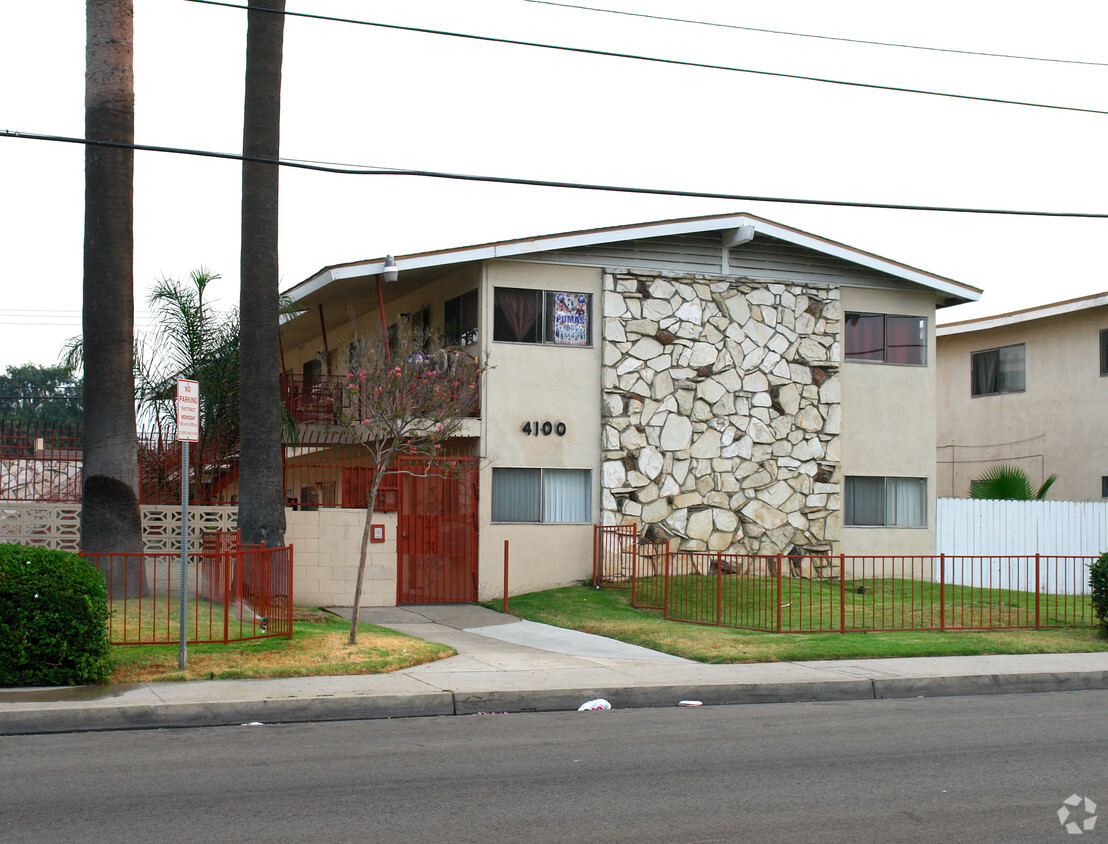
left=2, top=690, right=1104, bottom=843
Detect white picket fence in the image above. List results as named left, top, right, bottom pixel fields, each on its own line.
left=936, top=498, right=1106, bottom=594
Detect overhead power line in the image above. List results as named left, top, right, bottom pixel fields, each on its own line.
left=182, top=0, right=1108, bottom=117
left=5, top=128, right=1108, bottom=219
left=524, top=0, right=1108, bottom=68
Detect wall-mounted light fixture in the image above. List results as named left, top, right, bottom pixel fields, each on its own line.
left=382, top=255, right=399, bottom=283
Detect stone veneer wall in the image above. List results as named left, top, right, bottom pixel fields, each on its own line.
left=600, top=270, right=842, bottom=557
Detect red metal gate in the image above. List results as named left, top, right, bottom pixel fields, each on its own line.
left=396, top=456, right=479, bottom=603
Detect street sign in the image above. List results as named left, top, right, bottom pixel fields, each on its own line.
left=177, top=379, right=200, bottom=442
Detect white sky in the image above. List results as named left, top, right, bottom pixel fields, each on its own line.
left=2, top=0, right=1107, bottom=371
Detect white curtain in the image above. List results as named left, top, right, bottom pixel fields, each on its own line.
left=887, top=478, right=926, bottom=527
left=543, top=469, right=591, bottom=523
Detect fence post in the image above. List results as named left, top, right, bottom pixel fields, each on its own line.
left=939, top=553, right=946, bottom=632
left=592, top=525, right=599, bottom=589
left=716, top=551, right=723, bottom=626
left=287, top=546, right=294, bottom=640
left=839, top=553, right=846, bottom=634
left=223, top=546, right=231, bottom=644
left=776, top=553, right=783, bottom=633
left=503, top=539, right=510, bottom=613
left=663, top=543, right=671, bottom=619
left=1034, top=552, right=1041, bottom=629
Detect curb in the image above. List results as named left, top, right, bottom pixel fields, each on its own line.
left=4, top=670, right=1108, bottom=735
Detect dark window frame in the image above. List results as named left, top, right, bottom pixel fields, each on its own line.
left=844, top=475, right=928, bottom=528
left=493, top=287, right=593, bottom=347
left=490, top=467, right=592, bottom=524
left=844, top=312, right=927, bottom=366
left=970, top=343, right=1025, bottom=397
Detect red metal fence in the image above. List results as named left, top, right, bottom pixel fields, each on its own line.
left=593, top=525, right=1096, bottom=632
left=81, top=536, right=293, bottom=645
left=1, top=420, right=476, bottom=509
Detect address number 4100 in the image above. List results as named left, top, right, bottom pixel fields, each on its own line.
left=521, top=420, right=566, bottom=437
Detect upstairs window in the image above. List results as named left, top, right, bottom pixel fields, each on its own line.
left=445, top=289, right=479, bottom=346
left=845, top=313, right=926, bottom=365
left=971, top=344, right=1025, bottom=396
left=493, top=288, right=592, bottom=346
left=1100, top=329, right=1108, bottom=376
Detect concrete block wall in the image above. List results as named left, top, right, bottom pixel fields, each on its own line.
left=285, top=508, right=398, bottom=607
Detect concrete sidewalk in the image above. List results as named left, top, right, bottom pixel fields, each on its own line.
left=2, top=604, right=1107, bottom=735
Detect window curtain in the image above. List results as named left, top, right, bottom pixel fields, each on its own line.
left=494, top=288, right=540, bottom=342
left=887, top=478, right=925, bottom=527
left=971, top=350, right=998, bottom=396
left=885, top=316, right=925, bottom=365
left=998, top=344, right=1025, bottom=392
left=845, top=476, right=885, bottom=526
left=542, top=469, right=591, bottom=523
left=491, top=468, right=541, bottom=522
left=845, top=313, right=885, bottom=361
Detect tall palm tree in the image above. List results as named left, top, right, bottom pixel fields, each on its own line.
left=82, top=0, right=143, bottom=595
left=238, top=0, right=286, bottom=547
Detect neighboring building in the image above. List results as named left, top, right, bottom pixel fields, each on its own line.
left=937, top=291, right=1108, bottom=501
left=279, top=212, right=980, bottom=604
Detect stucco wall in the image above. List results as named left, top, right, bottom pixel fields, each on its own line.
left=936, top=304, right=1108, bottom=501
left=839, top=286, right=938, bottom=557
left=477, top=260, right=603, bottom=598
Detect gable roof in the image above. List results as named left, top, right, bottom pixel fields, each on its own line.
left=937, top=290, right=1108, bottom=336
left=284, top=211, right=982, bottom=305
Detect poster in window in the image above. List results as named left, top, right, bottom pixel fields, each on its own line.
left=552, top=292, right=589, bottom=346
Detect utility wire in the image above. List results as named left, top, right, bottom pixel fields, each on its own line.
left=5, top=128, right=1108, bottom=219
left=182, top=0, right=1108, bottom=117
left=524, top=0, right=1108, bottom=68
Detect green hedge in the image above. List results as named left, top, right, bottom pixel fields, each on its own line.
left=1092, top=552, right=1108, bottom=635
left=0, top=544, right=113, bottom=686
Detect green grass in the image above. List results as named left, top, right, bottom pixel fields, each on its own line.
left=109, top=611, right=455, bottom=683
left=490, top=585, right=1108, bottom=664
left=633, top=574, right=1094, bottom=632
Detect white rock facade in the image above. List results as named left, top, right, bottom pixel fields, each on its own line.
left=600, top=270, right=842, bottom=557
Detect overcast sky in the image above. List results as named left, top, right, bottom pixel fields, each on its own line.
left=2, top=0, right=1106, bottom=371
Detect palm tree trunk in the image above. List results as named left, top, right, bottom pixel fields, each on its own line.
left=238, top=0, right=286, bottom=548
left=82, top=0, right=144, bottom=596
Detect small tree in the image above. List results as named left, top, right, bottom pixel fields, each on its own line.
left=969, top=464, right=1058, bottom=500
left=333, top=322, right=482, bottom=644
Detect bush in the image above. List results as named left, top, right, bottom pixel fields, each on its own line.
left=1092, top=553, right=1108, bottom=636
left=0, top=544, right=113, bottom=686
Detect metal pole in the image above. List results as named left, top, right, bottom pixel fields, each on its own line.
left=1034, top=553, right=1041, bottom=629
left=939, top=553, right=946, bottom=632
left=503, top=539, right=509, bottom=613
left=178, top=440, right=189, bottom=669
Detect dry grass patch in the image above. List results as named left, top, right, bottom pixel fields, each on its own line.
left=110, top=612, right=455, bottom=683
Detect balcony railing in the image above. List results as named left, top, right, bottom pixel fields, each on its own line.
left=280, top=373, right=480, bottom=426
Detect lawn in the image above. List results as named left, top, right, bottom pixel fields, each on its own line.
left=633, top=574, right=1094, bottom=632
left=493, top=585, right=1108, bottom=663
left=109, top=610, right=455, bottom=683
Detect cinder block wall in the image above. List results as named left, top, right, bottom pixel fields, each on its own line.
left=285, top=508, right=398, bottom=607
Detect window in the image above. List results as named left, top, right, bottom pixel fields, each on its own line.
left=844, top=313, right=926, bottom=365
left=1102, top=476, right=1108, bottom=498
left=844, top=476, right=927, bottom=527
left=445, top=289, right=479, bottom=346
left=493, top=288, right=592, bottom=346
left=971, top=343, right=1025, bottom=396
left=491, top=468, right=591, bottom=523
left=1100, top=329, right=1108, bottom=376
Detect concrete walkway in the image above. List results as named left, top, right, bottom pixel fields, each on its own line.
left=2, top=604, right=1107, bottom=735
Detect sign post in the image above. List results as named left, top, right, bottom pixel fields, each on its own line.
left=176, top=379, right=200, bottom=670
